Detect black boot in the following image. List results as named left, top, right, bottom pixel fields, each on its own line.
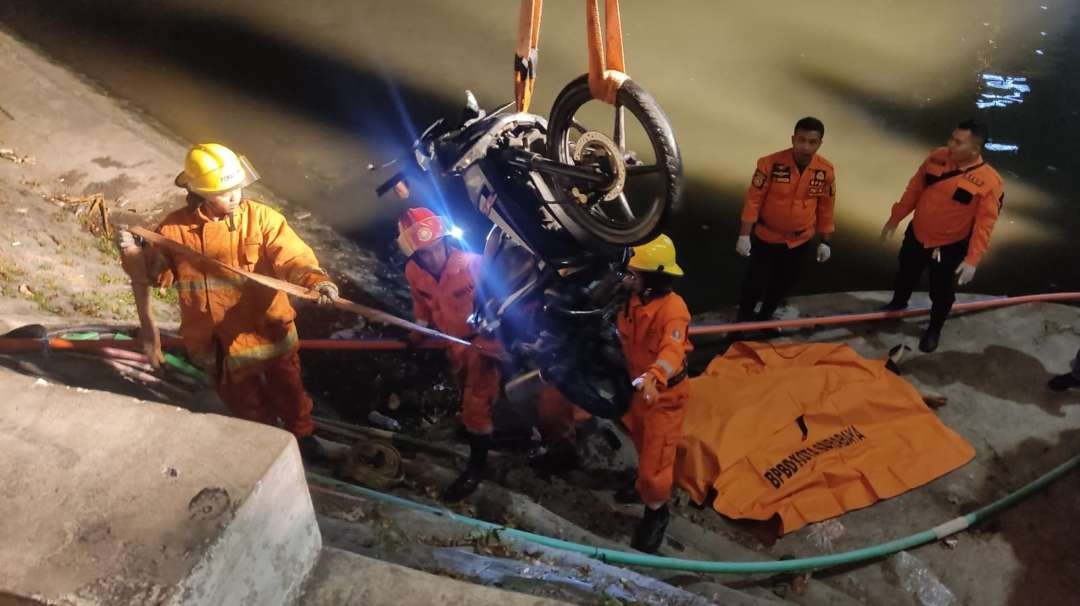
left=614, top=478, right=642, bottom=504
left=1048, top=373, right=1080, bottom=392
left=443, top=433, right=490, bottom=502
left=443, top=466, right=484, bottom=502
left=919, top=325, right=942, bottom=353
left=879, top=300, right=908, bottom=312
left=631, top=504, right=670, bottom=553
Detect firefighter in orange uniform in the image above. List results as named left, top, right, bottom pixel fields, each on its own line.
left=397, top=207, right=584, bottom=501
left=116, top=143, right=338, bottom=462
left=880, top=119, right=1004, bottom=353
left=398, top=207, right=494, bottom=500
left=736, top=117, right=835, bottom=324
left=616, top=234, right=693, bottom=553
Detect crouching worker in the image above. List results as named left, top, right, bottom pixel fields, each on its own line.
left=397, top=208, right=497, bottom=501
left=398, top=207, right=587, bottom=500
left=116, top=143, right=338, bottom=462
left=616, top=234, right=693, bottom=553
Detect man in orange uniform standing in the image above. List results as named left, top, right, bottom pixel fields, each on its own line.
left=880, top=119, right=1004, bottom=352
left=616, top=234, right=693, bottom=553
left=116, top=143, right=339, bottom=462
left=736, top=117, right=835, bottom=324
left=397, top=208, right=584, bottom=501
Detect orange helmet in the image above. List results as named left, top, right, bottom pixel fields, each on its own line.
left=397, top=207, right=448, bottom=257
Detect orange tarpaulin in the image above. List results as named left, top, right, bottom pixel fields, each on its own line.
left=675, top=342, right=975, bottom=534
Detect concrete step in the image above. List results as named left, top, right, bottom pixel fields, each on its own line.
left=0, top=367, right=321, bottom=605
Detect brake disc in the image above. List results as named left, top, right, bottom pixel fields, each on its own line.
left=572, top=131, right=626, bottom=202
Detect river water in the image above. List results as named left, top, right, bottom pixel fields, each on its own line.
left=2, top=0, right=1078, bottom=313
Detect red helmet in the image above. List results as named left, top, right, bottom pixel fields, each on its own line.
left=397, top=207, right=448, bottom=257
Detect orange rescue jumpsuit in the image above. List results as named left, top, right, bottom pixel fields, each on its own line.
left=405, top=248, right=497, bottom=434
left=738, top=148, right=836, bottom=321
left=618, top=292, right=693, bottom=504
left=148, top=198, right=329, bottom=437
left=405, top=248, right=585, bottom=438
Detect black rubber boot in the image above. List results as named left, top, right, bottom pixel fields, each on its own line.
left=879, top=300, right=908, bottom=312
left=631, top=504, right=670, bottom=553
left=443, top=466, right=484, bottom=502
left=1048, top=373, right=1080, bottom=392
left=614, top=478, right=642, bottom=504
left=443, top=433, right=490, bottom=502
left=919, top=325, right=942, bottom=353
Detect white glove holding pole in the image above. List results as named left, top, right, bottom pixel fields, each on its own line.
left=313, top=281, right=340, bottom=306
left=955, top=262, right=976, bottom=286
left=735, top=235, right=752, bottom=257
left=816, top=243, right=831, bottom=263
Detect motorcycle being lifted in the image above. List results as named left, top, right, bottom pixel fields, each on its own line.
left=376, top=76, right=681, bottom=423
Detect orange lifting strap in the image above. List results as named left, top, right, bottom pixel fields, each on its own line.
left=514, top=0, right=543, bottom=112
left=584, top=0, right=628, bottom=105
left=514, top=0, right=628, bottom=112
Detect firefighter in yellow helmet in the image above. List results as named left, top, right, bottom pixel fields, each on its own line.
left=117, top=143, right=338, bottom=462
left=616, top=234, right=693, bottom=553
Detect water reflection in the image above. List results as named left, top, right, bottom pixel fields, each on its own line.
left=0, top=0, right=1077, bottom=310
left=977, top=75, right=1030, bottom=109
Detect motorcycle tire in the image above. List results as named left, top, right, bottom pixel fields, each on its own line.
left=547, top=74, right=682, bottom=247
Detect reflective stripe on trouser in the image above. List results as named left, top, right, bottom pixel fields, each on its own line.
left=621, top=380, right=691, bottom=504
left=215, top=352, right=315, bottom=437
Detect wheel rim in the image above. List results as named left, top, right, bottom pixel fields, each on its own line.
left=548, top=83, right=675, bottom=244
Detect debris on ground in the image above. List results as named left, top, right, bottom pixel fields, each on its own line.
left=806, top=519, right=846, bottom=552
left=0, top=147, right=34, bottom=164
left=886, top=550, right=957, bottom=606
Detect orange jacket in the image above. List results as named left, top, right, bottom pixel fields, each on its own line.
left=149, top=199, right=328, bottom=379
left=617, top=292, right=693, bottom=388
left=741, top=148, right=836, bottom=247
left=888, top=147, right=1004, bottom=265
left=404, top=248, right=482, bottom=340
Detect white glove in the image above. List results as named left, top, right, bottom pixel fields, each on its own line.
left=313, top=281, right=339, bottom=306
left=735, top=235, right=752, bottom=257
left=115, top=228, right=138, bottom=252
left=816, top=243, right=831, bottom=263
left=632, top=373, right=659, bottom=402
left=955, top=262, right=976, bottom=286
left=880, top=222, right=897, bottom=241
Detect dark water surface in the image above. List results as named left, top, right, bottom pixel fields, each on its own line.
left=2, top=0, right=1078, bottom=313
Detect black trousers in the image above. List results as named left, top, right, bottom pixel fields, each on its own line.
left=889, top=224, right=969, bottom=330
left=737, top=234, right=812, bottom=321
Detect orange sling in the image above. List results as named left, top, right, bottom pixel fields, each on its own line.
left=675, top=342, right=974, bottom=534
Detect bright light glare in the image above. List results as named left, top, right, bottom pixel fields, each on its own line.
left=449, top=226, right=465, bottom=239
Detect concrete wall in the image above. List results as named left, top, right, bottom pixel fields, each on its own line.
left=0, top=366, right=321, bottom=605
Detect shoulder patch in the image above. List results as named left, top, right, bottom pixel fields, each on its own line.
left=752, top=169, right=767, bottom=189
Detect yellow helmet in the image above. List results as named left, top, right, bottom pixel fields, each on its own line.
left=628, top=234, right=684, bottom=276
left=174, top=143, right=259, bottom=195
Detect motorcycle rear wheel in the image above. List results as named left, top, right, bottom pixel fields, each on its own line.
left=547, top=74, right=682, bottom=247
